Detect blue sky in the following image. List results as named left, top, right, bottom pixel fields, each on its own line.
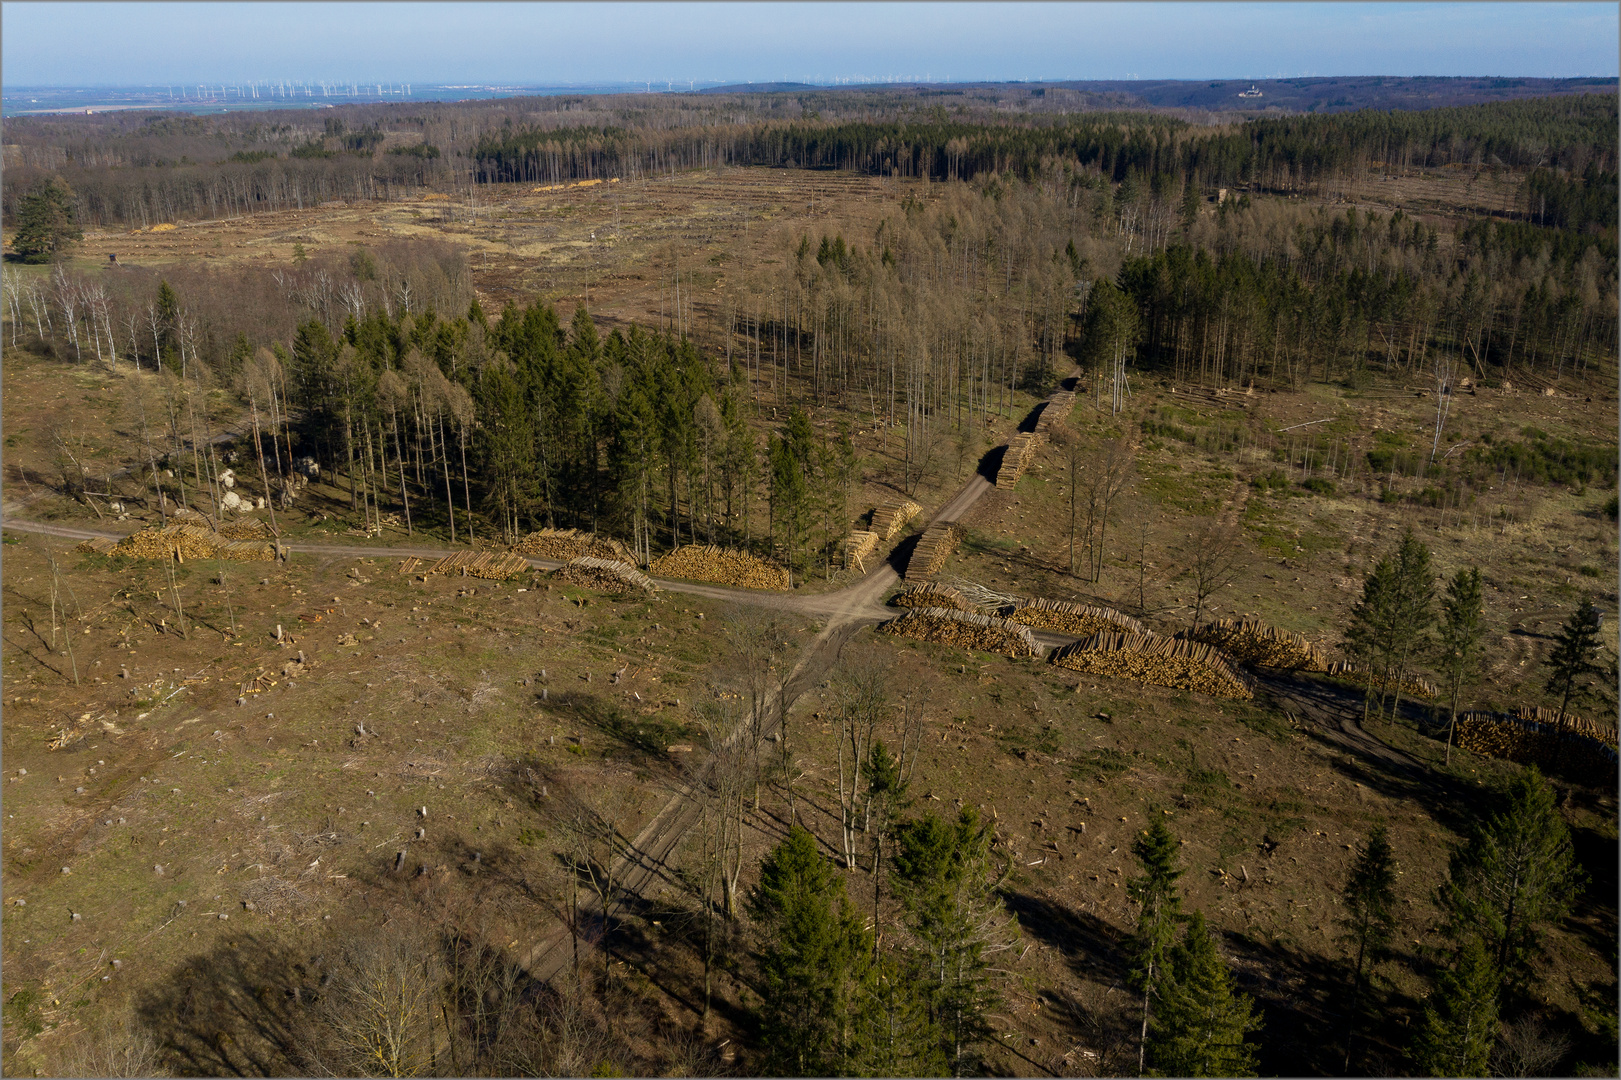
left=3, top=2, right=1616, bottom=87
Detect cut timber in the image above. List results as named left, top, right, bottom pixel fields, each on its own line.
left=109, top=524, right=272, bottom=562
left=892, top=582, right=974, bottom=612
left=870, top=498, right=923, bottom=541
left=76, top=536, right=119, bottom=555
left=552, top=557, right=658, bottom=594
left=649, top=545, right=791, bottom=591
left=398, top=557, right=422, bottom=575
left=1512, top=706, right=1618, bottom=747
left=425, top=550, right=531, bottom=581
left=880, top=607, right=1042, bottom=658
left=995, top=432, right=1045, bottom=488
left=841, top=530, right=879, bottom=571
left=511, top=528, right=627, bottom=562
left=1050, top=632, right=1253, bottom=701
left=1032, top=390, right=1077, bottom=435
left=1005, top=598, right=1144, bottom=636
left=905, top=522, right=964, bottom=582
left=1181, top=617, right=1328, bottom=671
left=1324, top=661, right=1437, bottom=700
left=1455, top=711, right=1617, bottom=783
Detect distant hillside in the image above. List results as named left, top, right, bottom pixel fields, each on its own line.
left=1050, top=75, right=1617, bottom=114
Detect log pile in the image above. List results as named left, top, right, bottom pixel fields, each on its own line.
left=871, top=498, right=923, bottom=540
left=905, top=522, right=964, bottom=582
left=511, top=528, right=627, bottom=562
left=892, top=582, right=975, bottom=612
left=1512, top=706, right=1619, bottom=747
left=110, top=524, right=272, bottom=562
left=1182, top=617, right=1329, bottom=671
left=1324, top=661, right=1437, bottom=700
left=426, top=550, right=532, bottom=580
left=552, top=556, right=658, bottom=593
left=1006, top=598, right=1145, bottom=636
left=169, top=507, right=215, bottom=529
left=995, top=432, right=1045, bottom=488
left=880, top=607, right=1042, bottom=658
left=216, top=517, right=277, bottom=541
left=1455, top=711, right=1618, bottom=783
left=1050, top=632, right=1253, bottom=700
left=76, top=536, right=119, bottom=555
left=649, top=545, right=792, bottom=591
left=841, top=530, right=879, bottom=571
left=1033, top=391, right=1076, bottom=435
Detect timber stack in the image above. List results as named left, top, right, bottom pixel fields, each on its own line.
left=1050, top=632, right=1253, bottom=700
left=1454, top=711, right=1617, bottom=784
left=905, top=522, right=964, bottom=582
left=1032, top=390, right=1076, bottom=435
left=511, top=528, right=627, bottom=562
left=426, top=550, right=531, bottom=580
left=880, top=607, right=1042, bottom=658
left=552, top=556, right=658, bottom=593
left=649, top=545, right=792, bottom=591
left=76, top=536, right=119, bottom=555
left=1324, top=661, right=1437, bottom=700
left=1513, top=705, right=1619, bottom=746
left=1005, top=597, right=1144, bottom=636
left=995, top=432, right=1045, bottom=488
left=109, top=524, right=275, bottom=562
left=892, top=582, right=975, bottom=612
left=1182, top=617, right=1328, bottom=671
left=841, top=530, right=879, bottom=571
left=871, top=498, right=923, bottom=540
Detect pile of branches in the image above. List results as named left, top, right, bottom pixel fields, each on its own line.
left=649, top=545, right=791, bottom=591
left=1005, top=597, right=1145, bottom=636
left=1181, top=617, right=1329, bottom=671
left=880, top=606, right=1042, bottom=658
left=1050, top=631, right=1253, bottom=700
left=551, top=556, right=658, bottom=594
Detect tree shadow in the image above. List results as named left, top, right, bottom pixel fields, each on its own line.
left=1001, top=891, right=1131, bottom=986
left=977, top=445, right=1007, bottom=482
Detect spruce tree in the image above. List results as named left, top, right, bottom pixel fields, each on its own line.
left=1337, top=823, right=1399, bottom=1073
left=1543, top=599, right=1607, bottom=724
left=748, top=826, right=870, bottom=1077
left=1346, top=529, right=1436, bottom=723
left=1412, top=940, right=1499, bottom=1078
left=1127, top=820, right=1184, bottom=1074
left=1438, top=567, right=1486, bottom=764
left=13, top=176, right=81, bottom=263
left=1145, top=912, right=1261, bottom=1077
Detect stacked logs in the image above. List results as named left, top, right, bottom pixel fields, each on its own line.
left=1050, top=632, right=1253, bottom=701
left=216, top=517, right=277, bottom=541
left=1455, top=711, right=1618, bottom=784
left=552, top=556, right=658, bottom=593
left=995, top=432, right=1045, bottom=488
left=76, top=536, right=118, bottom=555
left=880, top=607, right=1041, bottom=658
left=892, top=582, right=975, bottom=612
left=110, top=524, right=273, bottom=562
left=905, top=522, right=965, bottom=582
left=1005, top=598, right=1145, bottom=636
left=871, top=498, right=923, bottom=540
left=426, top=551, right=532, bottom=580
left=841, top=530, right=879, bottom=571
left=1182, top=617, right=1329, bottom=671
left=1033, top=391, right=1076, bottom=435
left=1324, top=661, right=1438, bottom=700
left=511, top=528, right=627, bottom=562
left=649, top=545, right=792, bottom=591
left=1513, top=706, right=1619, bottom=747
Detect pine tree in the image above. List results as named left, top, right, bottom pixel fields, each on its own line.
left=1346, top=529, right=1436, bottom=723
left=13, top=176, right=82, bottom=263
left=1127, top=820, right=1184, bottom=1074
left=1543, top=599, right=1607, bottom=724
left=1338, top=823, right=1399, bottom=1073
left=748, top=826, right=870, bottom=1077
left=1438, top=567, right=1486, bottom=764
left=850, top=949, right=945, bottom=1078
left=1145, top=912, right=1261, bottom=1077
left=1411, top=940, right=1499, bottom=1078
left=1437, top=766, right=1585, bottom=992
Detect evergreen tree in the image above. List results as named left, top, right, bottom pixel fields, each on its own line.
left=1543, top=599, right=1607, bottom=724
left=1438, top=567, right=1486, bottom=764
left=1346, top=529, right=1436, bottom=723
left=1145, top=912, right=1261, bottom=1077
left=1437, top=766, right=1585, bottom=992
left=748, top=826, right=870, bottom=1077
left=850, top=949, right=945, bottom=1078
left=13, top=176, right=82, bottom=263
left=1127, top=820, right=1184, bottom=1074
left=1411, top=940, right=1500, bottom=1078
left=1337, top=823, right=1399, bottom=1073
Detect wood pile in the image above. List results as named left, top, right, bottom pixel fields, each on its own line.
left=892, top=582, right=975, bottom=612
left=169, top=507, right=215, bottom=529
left=905, top=522, right=964, bottom=582
left=1324, top=661, right=1437, bottom=700
left=995, top=432, right=1045, bottom=488
left=649, top=545, right=792, bottom=591
left=880, top=607, right=1042, bottom=658
left=76, top=536, right=119, bottom=555
left=1032, top=391, right=1076, bottom=434
left=511, top=528, right=627, bottom=562
left=1182, top=617, right=1329, bottom=671
left=1455, top=711, right=1618, bottom=783
left=1050, top=632, right=1253, bottom=700
left=1006, top=597, right=1145, bottom=636
left=1512, top=706, right=1619, bottom=747
left=552, top=557, right=658, bottom=593
left=216, top=517, right=277, bottom=541
left=398, top=557, right=422, bottom=574
left=110, top=524, right=272, bottom=562
left=871, top=498, right=923, bottom=541
left=425, top=550, right=532, bottom=580
left=841, top=530, right=879, bottom=571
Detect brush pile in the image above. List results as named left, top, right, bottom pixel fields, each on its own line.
left=995, top=432, right=1045, bottom=488
left=511, top=528, right=627, bottom=562
left=426, top=550, right=532, bottom=580
left=552, top=556, right=658, bottom=593
left=110, top=524, right=275, bottom=562
left=1050, top=632, right=1253, bottom=700
left=905, top=522, right=964, bottom=582
left=649, top=545, right=791, bottom=591
left=892, top=582, right=975, bottom=611
left=1182, top=617, right=1329, bottom=671
left=1454, top=711, right=1618, bottom=783
left=880, top=607, right=1042, bottom=658
left=1324, top=661, right=1437, bottom=700
left=1006, top=598, right=1145, bottom=636
left=871, top=498, right=923, bottom=540
left=841, top=530, right=879, bottom=571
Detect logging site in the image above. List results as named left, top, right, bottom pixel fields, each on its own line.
left=1, top=60, right=1617, bottom=1080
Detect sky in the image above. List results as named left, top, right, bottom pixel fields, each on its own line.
left=2, top=2, right=1616, bottom=87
